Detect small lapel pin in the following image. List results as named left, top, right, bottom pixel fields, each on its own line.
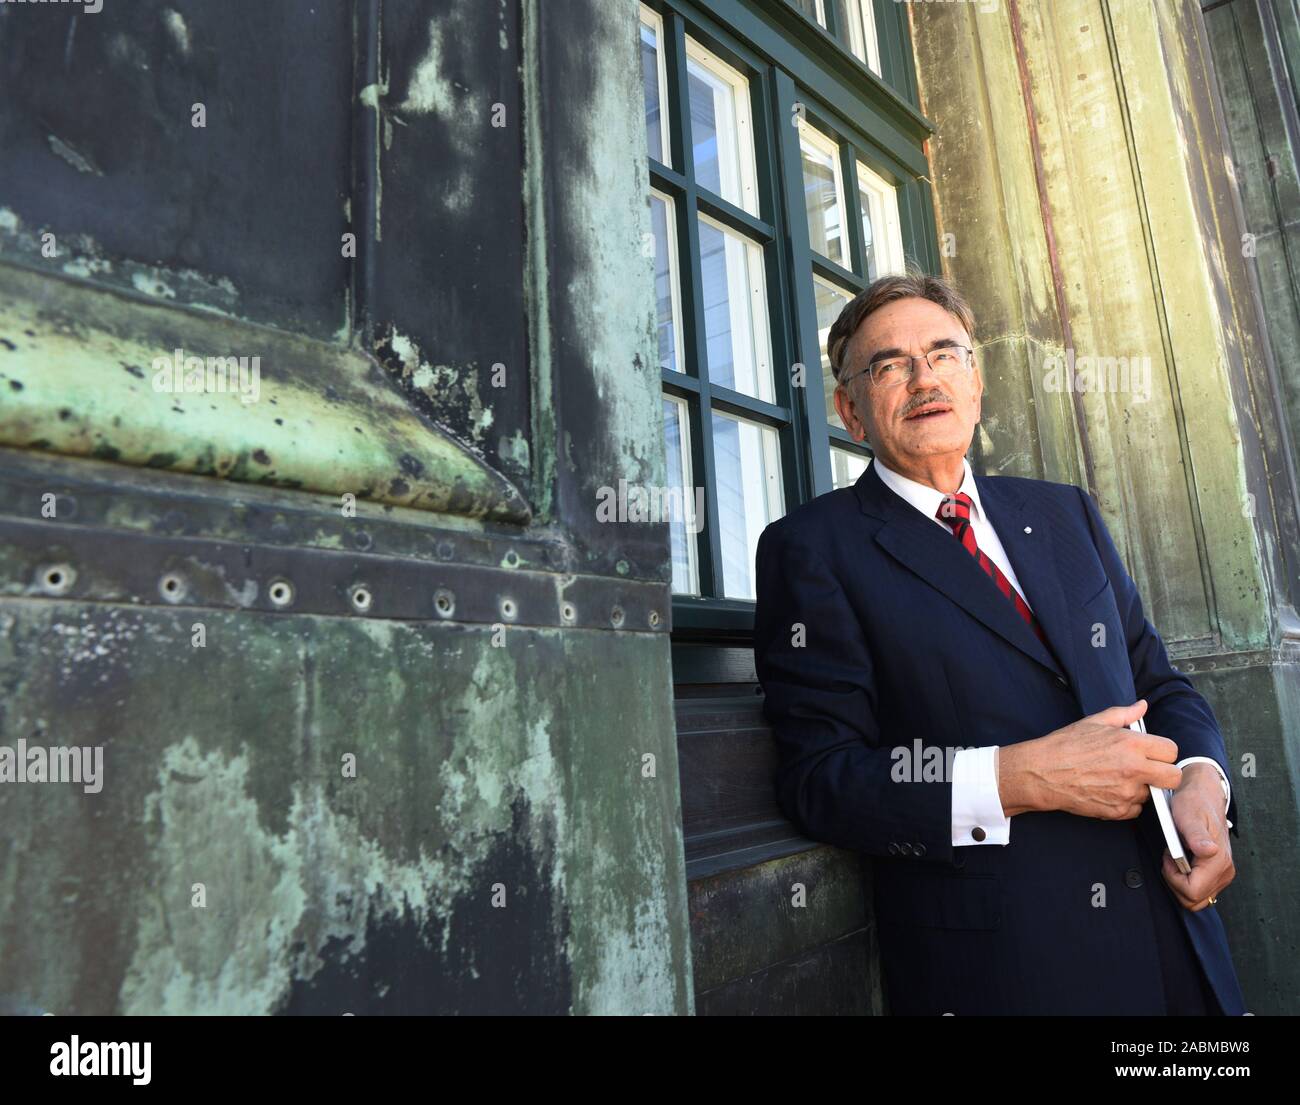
left=1024, top=526, right=1032, bottom=534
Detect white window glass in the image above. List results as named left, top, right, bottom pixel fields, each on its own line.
left=711, top=412, right=783, bottom=600
left=650, top=191, right=683, bottom=373
left=799, top=121, right=847, bottom=265
left=831, top=448, right=869, bottom=490
left=856, top=160, right=905, bottom=279
left=814, top=276, right=853, bottom=429
left=839, top=0, right=882, bottom=75
left=663, top=396, right=700, bottom=595
left=686, top=39, right=759, bottom=215
left=698, top=214, right=773, bottom=401
left=640, top=6, right=671, bottom=166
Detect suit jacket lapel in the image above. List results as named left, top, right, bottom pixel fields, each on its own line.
left=854, top=461, right=1067, bottom=680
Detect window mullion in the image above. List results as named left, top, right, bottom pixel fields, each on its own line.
left=663, top=12, right=722, bottom=595
left=842, top=142, right=868, bottom=278
left=821, top=0, right=840, bottom=41
left=774, top=69, right=833, bottom=500
left=663, top=10, right=695, bottom=180
left=752, top=65, right=809, bottom=518
left=681, top=157, right=726, bottom=595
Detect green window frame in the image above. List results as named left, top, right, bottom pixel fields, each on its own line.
left=641, top=0, right=938, bottom=633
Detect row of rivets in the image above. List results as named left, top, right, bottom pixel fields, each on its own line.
left=30, top=563, right=661, bottom=628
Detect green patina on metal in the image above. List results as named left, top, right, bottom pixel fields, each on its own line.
left=914, top=0, right=1273, bottom=649
left=0, top=264, right=529, bottom=523
left=0, top=601, right=689, bottom=1014
left=911, top=0, right=1300, bottom=1014
left=0, top=0, right=693, bottom=1018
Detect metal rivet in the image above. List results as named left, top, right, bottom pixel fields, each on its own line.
left=38, top=563, right=76, bottom=597
left=648, top=610, right=660, bottom=628
left=434, top=588, right=455, bottom=618
left=437, top=541, right=454, bottom=561
left=500, top=597, right=517, bottom=621
left=268, top=579, right=295, bottom=608
left=159, top=573, right=187, bottom=603
left=352, top=530, right=373, bottom=551
left=505, top=550, right=519, bottom=568
left=349, top=584, right=373, bottom=613
left=610, top=605, right=625, bottom=628
left=561, top=601, right=576, bottom=624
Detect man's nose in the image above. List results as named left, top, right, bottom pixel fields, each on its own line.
left=908, top=355, right=942, bottom=389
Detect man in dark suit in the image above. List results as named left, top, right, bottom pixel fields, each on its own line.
left=753, top=273, right=1244, bottom=1015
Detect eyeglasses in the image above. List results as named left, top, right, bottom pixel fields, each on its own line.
left=841, top=345, right=974, bottom=390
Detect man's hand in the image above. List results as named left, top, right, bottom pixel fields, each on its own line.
left=1162, top=762, right=1235, bottom=911
left=997, top=699, right=1182, bottom=819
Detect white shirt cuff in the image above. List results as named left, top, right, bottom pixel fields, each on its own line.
left=951, top=746, right=1011, bottom=846
left=1177, top=755, right=1233, bottom=828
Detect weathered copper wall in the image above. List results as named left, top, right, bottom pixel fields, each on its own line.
left=910, top=0, right=1300, bottom=1012
left=0, top=0, right=693, bottom=1014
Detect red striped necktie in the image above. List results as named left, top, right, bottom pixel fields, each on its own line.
left=935, top=492, right=1049, bottom=646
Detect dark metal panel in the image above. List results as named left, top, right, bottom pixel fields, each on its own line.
left=689, top=846, right=883, bottom=1014
left=363, top=0, right=533, bottom=495
left=0, top=0, right=355, bottom=340
left=535, top=0, right=672, bottom=580
left=675, top=693, right=806, bottom=870
left=671, top=642, right=758, bottom=683
left=694, top=930, right=878, bottom=1015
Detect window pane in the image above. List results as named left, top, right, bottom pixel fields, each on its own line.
left=857, top=160, right=904, bottom=279
left=858, top=173, right=879, bottom=281
left=663, top=397, right=700, bottom=595
left=650, top=192, right=681, bottom=373
left=794, top=0, right=826, bottom=26
left=712, top=412, right=783, bottom=600
left=699, top=215, right=773, bottom=401
left=640, top=11, right=669, bottom=165
left=799, top=123, right=846, bottom=264
left=834, top=0, right=882, bottom=74
left=831, top=447, right=869, bottom=490
left=686, top=43, right=757, bottom=214
left=814, top=276, right=853, bottom=429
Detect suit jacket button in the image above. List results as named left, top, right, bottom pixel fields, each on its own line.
left=899, top=842, right=913, bottom=856
left=914, top=843, right=927, bottom=857
left=887, top=842, right=900, bottom=855
left=1124, top=867, right=1144, bottom=889
left=971, top=826, right=987, bottom=842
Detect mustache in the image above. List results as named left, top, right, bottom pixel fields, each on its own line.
left=900, top=391, right=954, bottom=417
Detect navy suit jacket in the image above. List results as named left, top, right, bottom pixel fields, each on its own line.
left=753, top=460, right=1244, bottom=1015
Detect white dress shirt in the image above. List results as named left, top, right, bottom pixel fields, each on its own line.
left=869, top=456, right=1232, bottom=846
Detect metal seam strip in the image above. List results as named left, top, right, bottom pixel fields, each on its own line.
left=0, top=518, right=671, bottom=632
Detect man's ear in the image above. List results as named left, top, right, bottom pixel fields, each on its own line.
left=833, top=383, right=868, bottom=442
